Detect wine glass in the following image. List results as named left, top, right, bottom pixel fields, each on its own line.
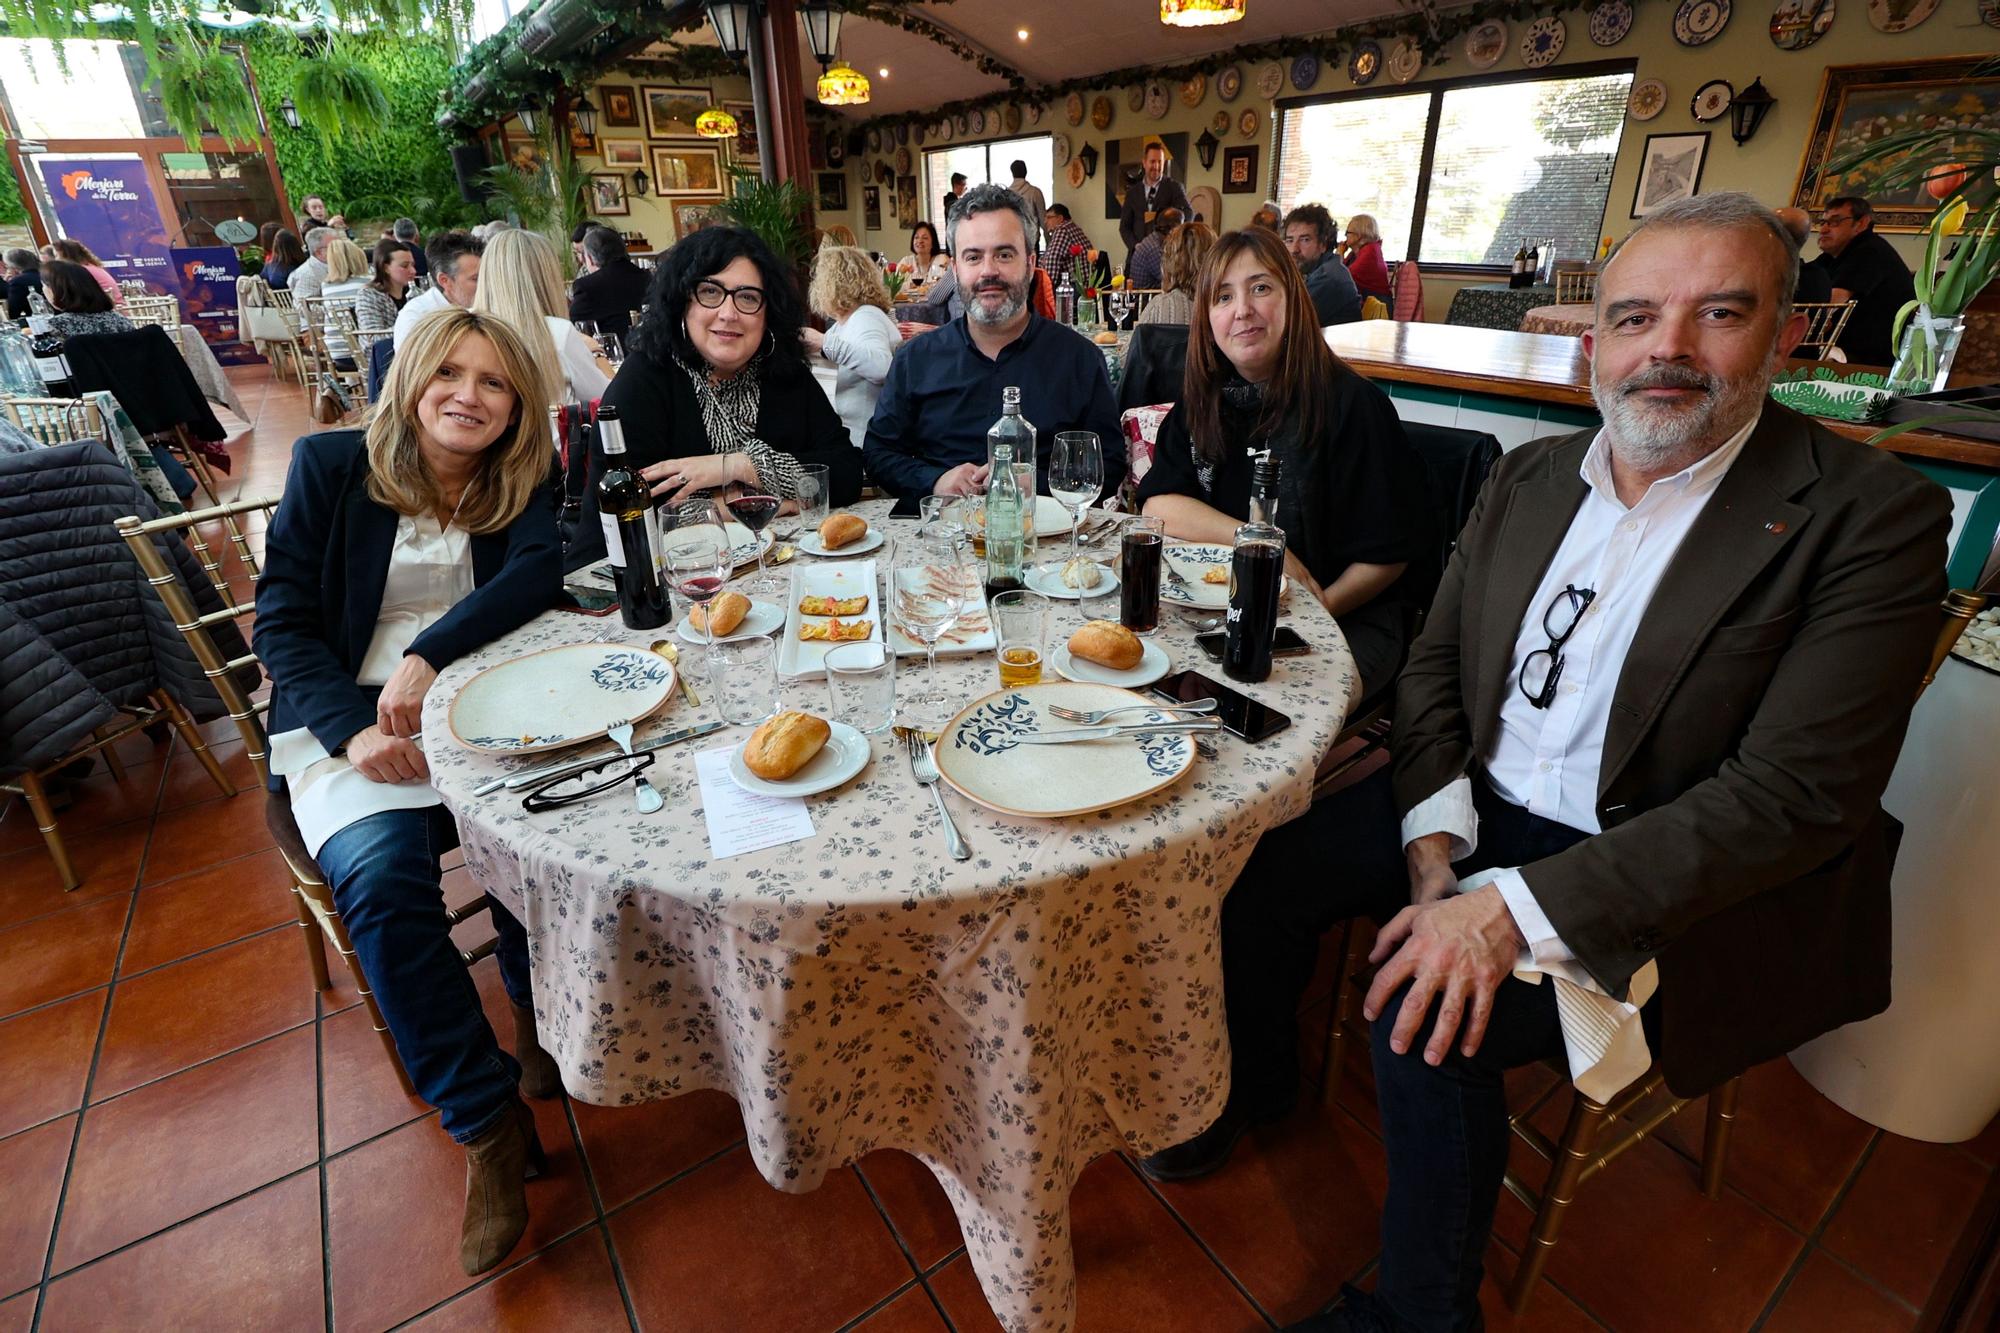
left=597, top=331, right=624, bottom=370
left=574, top=319, right=601, bottom=342
left=1048, top=431, right=1104, bottom=569
left=725, top=486, right=782, bottom=594
left=663, top=508, right=734, bottom=691
left=893, top=533, right=978, bottom=728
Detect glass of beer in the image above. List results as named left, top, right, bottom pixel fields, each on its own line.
left=991, top=589, right=1049, bottom=688
left=1120, top=514, right=1166, bottom=636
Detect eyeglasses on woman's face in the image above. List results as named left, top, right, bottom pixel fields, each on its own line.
left=690, top=279, right=766, bottom=315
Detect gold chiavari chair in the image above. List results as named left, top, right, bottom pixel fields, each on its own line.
left=1553, top=269, right=1597, bottom=306
left=1793, top=301, right=1858, bottom=360
left=124, top=294, right=181, bottom=330
left=116, top=498, right=499, bottom=1094
left=1315, top=585, right=1990, bottom=1313
left=318, top=301, right=371, bottom=409
left=2, top=394, right=102, bottom=445
left=239, top=277, right=306, bottom=384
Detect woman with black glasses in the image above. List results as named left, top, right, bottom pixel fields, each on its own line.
left=568, top=227, right=863, bottom=571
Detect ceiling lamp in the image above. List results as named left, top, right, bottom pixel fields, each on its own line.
left=800, top=1, right=843, bottom=65
left=696, top=106, right=740, bottom=139
left=817, top=59, right=870, bottom=107
left=704, top=0, right=757, bottom=59
left=1160, top=0, right=1247, bottom=26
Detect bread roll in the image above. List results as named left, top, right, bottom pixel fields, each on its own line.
left=819, top=513, right=868, bottom=550
left=1068, top=620, right=1143, bottom=671
left=742, top=711, right=831, bottom=780
left=1060, top=557, right=1101, bottom=590
left=690, top=590, right=750, bottom=636
left=1093, top=330, right=1119, bottom=346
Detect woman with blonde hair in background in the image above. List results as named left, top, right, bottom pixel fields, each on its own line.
left=1137, top=220, right=1217, bottom=328
left=255, top=308, right=563, bottom=1278
left=473, top=228, right=612, bottom=404
left=1342, top=213, right=1392, bottom=303
left=318, top=235, right=376, bottom=366
left=803, top=242, right=901, bottom=447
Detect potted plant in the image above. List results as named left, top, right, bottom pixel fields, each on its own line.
left=716, top=167, right=813, bottom=267
left=1887, top=199, right=2000, bottom=395
left=157, top=37, right=262, bottom=150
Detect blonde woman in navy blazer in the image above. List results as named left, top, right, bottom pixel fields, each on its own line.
left=255, top=309, right=562, bottom=1276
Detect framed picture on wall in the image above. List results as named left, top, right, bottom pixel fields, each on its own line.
left=725, top=100, right=758, bottom=163
left=589, top=172, right=630, bottom=216
left=1221, top=145, right=1259, bottom=194
left=643, top=85, right=710, bottom=140
left=1630, top=132, right=1709, bottom=217
left=651, top=144, right=725, bottom=196
left=500, top=135, right=545, bottom=176
left=673, top=201, right=718, bottom=242
left=600, top=84, right=640, bottom=129
left=602, top=139, right=646, bottom=168
left=863, top=185, right=882, bottom=230
left=1790, top=56, right=1997, bottom=231
left=569, top=125, right=597, bottom=155
left=816, top=172, right=848, bottom=211
left=897, top=181, right=918, bottom=228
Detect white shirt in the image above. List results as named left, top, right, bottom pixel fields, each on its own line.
left=269, top=513, right=473, bottom=856
left=820, top=304, right=900, bottom=448
left=1402, top=412, right=1761, bottom=965
left=392, top=284, right=452, bottom=347
left=319, top=278, right=369, bottom=362
left=547, top=314, right=611, bottom=404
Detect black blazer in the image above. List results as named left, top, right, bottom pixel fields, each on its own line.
left=5, top=271, right=40, bottom=320
left=1118, top=175, right=1192, bottom=262
left=568, top=259, right=653, bottom=339
left=569, top=353, right=863, bottom=570
left=254, top=430, right=560, bottom=758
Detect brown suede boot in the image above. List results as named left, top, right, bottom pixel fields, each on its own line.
left=459, top=1099, right=546, bottom=1276
left=511, top=1002, right=562, bottom=1100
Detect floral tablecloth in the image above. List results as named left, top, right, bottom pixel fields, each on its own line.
left=83, top=390, right=183, bottom=516
left=421, top=499, right=1358, bottom=1333
left=1445, top=282, right=1558, bottom=331
left=1520, top=303, right=1594, bottom=338
left=173, top=325, right=247, bottom=420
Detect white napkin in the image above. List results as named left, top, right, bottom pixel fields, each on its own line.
left=1459, top=869, right=1657, bottom=1103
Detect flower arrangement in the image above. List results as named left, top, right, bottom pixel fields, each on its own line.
left=1888, top=195, right=2000, bottom=393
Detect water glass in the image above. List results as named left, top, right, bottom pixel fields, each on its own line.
left=991, top=590, right=1049, bottom=688
left=794, top=462, right=830, bottom=535
left=824, top=641, right=895, bottom=735
left=711, top=634, right=779, bottom=725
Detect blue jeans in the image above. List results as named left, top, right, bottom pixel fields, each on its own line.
left=1367, top=781, right=1597, bottom=1333
left=316, top=804, right=530, bottom=1143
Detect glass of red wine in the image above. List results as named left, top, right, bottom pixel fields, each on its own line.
left=664, top=507, right=735, bottom=691
left=726, top=490, right=782, bottom=594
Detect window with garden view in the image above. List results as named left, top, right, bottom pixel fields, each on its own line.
left=1274, top=65, right=1635, bottom=271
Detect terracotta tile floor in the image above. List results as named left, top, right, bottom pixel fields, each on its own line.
left=1, top=367, right=1993, bottom=1330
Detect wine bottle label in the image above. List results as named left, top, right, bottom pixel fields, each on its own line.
left=601, top=513, right=626, bottom=568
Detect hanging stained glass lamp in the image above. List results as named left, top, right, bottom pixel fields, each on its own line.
left=817, top=60, right=871, bottom=107
left=1160, top=0, right=1246, bottom=25
left=696, top=106, right=740, bottom=139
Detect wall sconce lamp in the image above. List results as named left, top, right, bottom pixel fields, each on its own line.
left=278, top=95, right=301, bottom=131
left=516, top=95, right=542, bottom=137
left=1196, top=128, right=1220, bottom=170
left=1078, top=142, right=1099, bottom=180
left=631, top=167, right=649, bottom=197
left=570, top=93, right=598, bottom=139
left=1729, top=78, right=1775, bottom=146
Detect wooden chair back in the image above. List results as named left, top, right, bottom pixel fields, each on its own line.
left=1794, top=301, right=1857, bottom=358
left=125, top=294, right=181, bottom=329
left=2, top=395, right=103, bottom=445
left=1553, top=269, right=1597, bottom=306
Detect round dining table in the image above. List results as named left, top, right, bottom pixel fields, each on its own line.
left=1519, top=302, right=1595, bottom=338
left=420, top=498, right=1359, bottom=1333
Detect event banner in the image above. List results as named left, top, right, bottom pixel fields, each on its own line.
left=34, top=154, right=175, bottom=293
left=170, top=246, right=257, bottom=365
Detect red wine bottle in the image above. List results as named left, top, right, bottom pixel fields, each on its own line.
left=595, top=406, right=669, bottom=630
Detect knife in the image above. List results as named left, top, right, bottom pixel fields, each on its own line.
left=472, top=720, right=726, bottom=796
left=1009, top=720, right=1222, bottom=746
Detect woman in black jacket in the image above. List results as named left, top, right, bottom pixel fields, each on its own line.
left=254, top=308, right=563, bottom=1277
left=569, top=226, right=862, bottom=570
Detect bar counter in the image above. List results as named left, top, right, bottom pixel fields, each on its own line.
left=1324, top=321, right=2000, bottom=472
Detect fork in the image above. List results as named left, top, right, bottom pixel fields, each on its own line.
left=904, top=729, right=970, bottom=861
left=1047, top=699, right=1219, bottom=726
left=606, top=720, right=664, bottom=815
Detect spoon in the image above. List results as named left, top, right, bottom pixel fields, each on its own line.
left=650, top=639, right=702, bottom=708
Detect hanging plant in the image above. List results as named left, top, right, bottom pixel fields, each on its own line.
left=156, top=38, right=264, bottom=150
left=292, top=48, right=393, bottom=143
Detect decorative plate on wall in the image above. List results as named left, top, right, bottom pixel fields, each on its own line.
left=1146, top=80, right=1171, bottom=119
left=1465, top=19, right=1508, bottom=67
left=1387, top=38, right=1423, bottom=83
left=1590, top=0, right=1636, bottom=43
left=1256, top=63, right=1284, bottom=99
left=1003, top=104, right=1023, bottom=133
left=1128, top=85, right=1147, bottom=113
left=895, top=123, right=909, bottom=146
left=971, top=108, right=987, bottom=135
left=895, top=145, right=913, bottom=174
left=1867, top=0, right=1936, bottom=28
left=1067, top=158, right=1087, bottom=189
left=1181, top=73, right=1207, bottom=107
left=826, top=135, right=845, bottom=166
left=1218, top=65, right=1243, bottom=101
left=1628, top=77, right=1667, bottom=120
left=867, top=128, right=882, bottom=153
left=1691, top=77, right=1735, bottom=121
left=953, top=110, right=970, bottom=135
left=1349, top=40, right=1382, bottom=85
left=1066, top=92, right=1085, bottom=126
left=1673, top=0, right=1733, bottom=44
left=1052, top=133, right=1071, bottom=167
left=1026, top=100, right=1044, bottom=125
left=1092, top=95, right=1114, bottom=130
left=1239, top=108, right=1261, bottom=138
left=1213, top=110, right=1231, bottom=133
left=1769, top=0, right=1835, bottom=48
left=913, top=121, right=926, bottom=145
left=936, top=118, right=951, bottom=140
left=1522, top=16, right=1566, bottom=65
left=1290, top=54, right=1320, bottom=90
left=1983, top=0, right=2000, bottom=27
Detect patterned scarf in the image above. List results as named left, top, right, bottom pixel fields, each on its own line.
left=672, top=347, right=801, bottom=512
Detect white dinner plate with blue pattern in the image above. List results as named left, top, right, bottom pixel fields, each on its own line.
left=1159, top=541, right=1289, bottom=610
left=934, top=683, right=1197, bottom=818
left=449, top=643, right=677, bottom=754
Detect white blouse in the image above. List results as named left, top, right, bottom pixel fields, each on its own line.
left=896, top=253, right=949, bottom=285
left=269, top=512, right=474, bottom=857
left=820, top=304, right=900, bottom=448
left=547, top=314, right=612, bottom=404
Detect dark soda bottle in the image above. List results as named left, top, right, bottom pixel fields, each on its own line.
left=1223, top=453, right=1285, bottom=682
